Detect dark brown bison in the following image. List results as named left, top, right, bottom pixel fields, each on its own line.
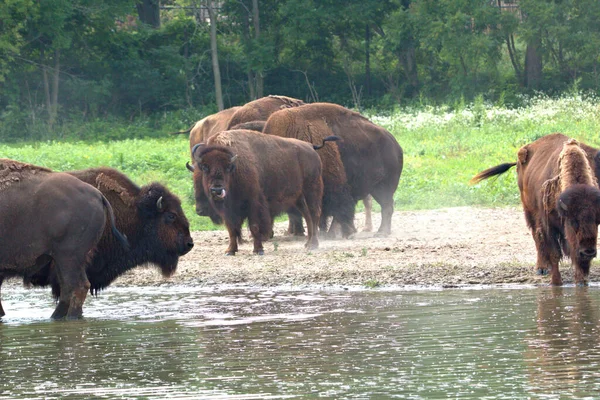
left=471, top=134, right=600, bottom=285
left=263, top=102, right=403, bottom=237
left=192, top=129, right=335, bottom=255
left=226, top=95, right=305, bottom=130
left=23, top=167, right=194, bottom=304
left=0, top=160, right=128, bottom=319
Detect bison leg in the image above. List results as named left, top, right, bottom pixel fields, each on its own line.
left=571, top=251, right=591, bottom=286
left=50, top=254, right=91, bottom=320
left=0, top=276, right=5, bottom=317
left=224, top=220, right=241, bottom=256
left=363, top=195, right=373, bottom=232
left=296, top=195, right=319, bottom=250
left=371, top=187, right=394, bottom=237
left=286, top=208, right=305, bottom=237
left=248, top=203, right=271, bottom=255
left=532, top=226, right=562, bottom=285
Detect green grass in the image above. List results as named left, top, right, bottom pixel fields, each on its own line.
left=3, top=93, right=600, bottom=231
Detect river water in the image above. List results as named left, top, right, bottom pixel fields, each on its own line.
left=1, top=285, right=600, bottom=399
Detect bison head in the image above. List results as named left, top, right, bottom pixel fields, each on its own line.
left=193, top=146, right=237, bottom=212
left=187, top=144, right=224, bottom=224
left=557, top=184, right=600, bottom=265
left=137, top=183, right=194, bottom=277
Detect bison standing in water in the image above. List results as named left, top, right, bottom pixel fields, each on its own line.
left=0, top=160, right=128, bottom=319
left=22, top=167, right=194, bottom=306
left=192, top=129, right=335, bottom=255
left=472, top=134, right=600, bottom=285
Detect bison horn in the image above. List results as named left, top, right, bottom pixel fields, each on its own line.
left=230, top=154, right=238, bottom=164
left=156, top=196, right=164, bottom=211
left=559, top=199, right=568, bottom=211
left=191, top=143, right=206, bottom=159
left=186, top=161, right=195, bottom=172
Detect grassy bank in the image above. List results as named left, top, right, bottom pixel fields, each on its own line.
left=2, top=94, right=600, bottom=231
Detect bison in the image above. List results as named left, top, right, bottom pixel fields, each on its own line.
left=189, top=96, right=306, bottom=234
left=471, top=134, right=600, bottom=285
left=191, top=129, right=336, bottom=255
left=176, top=108, right=241, bottom=224
left=22, top=167, right=194, bottom=306
left=0, top=159, right=128, bottom=319
left=263, top=102, right=403, bottom=237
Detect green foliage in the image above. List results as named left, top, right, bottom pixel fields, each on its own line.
left=2, top=0, right=600, bottom=138
left=4, top=95, right=600, bottom=232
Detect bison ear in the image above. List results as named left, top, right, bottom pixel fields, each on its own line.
left=138, top=184, right=166, bottom=216
left=96, top=173, right=135, bottom=206
left=226, top=154, right=238, bottom=172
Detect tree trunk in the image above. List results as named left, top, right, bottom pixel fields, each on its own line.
left=136, top=0, right=160, bottom=28
left=365, top=24, right=371, bottom=96
left=525, top=32, right=542, bottom=89
left=51, top=49, right=59, bottom=126
left=207, top=0, right=224, bottom=110
left=42, top=49, right=60, bottom=129
left=242, top=9, right=256, bottom=99
left=252, top=0, right=263, bottom=98
left=399, top=45, right=419, bottom=97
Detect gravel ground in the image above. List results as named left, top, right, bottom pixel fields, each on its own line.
left=7, top=206, right=596, bottom=291
left=108, top=206, right=600, bottom=288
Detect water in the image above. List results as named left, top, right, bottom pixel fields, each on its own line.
left=1, top=285, right=600, bottom=399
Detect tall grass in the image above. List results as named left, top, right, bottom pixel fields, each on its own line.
left=368, top=92, right=600, bottom=211
left=2, top=93, right=600, bottom=231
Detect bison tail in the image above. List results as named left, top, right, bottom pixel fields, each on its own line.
left=101, top=195, right=130, bottom=249
left=470, top=162, right=517, bottom=184
left=168, top=125, right=194, bottom=135
left=313, top=135, right=341, bottom=150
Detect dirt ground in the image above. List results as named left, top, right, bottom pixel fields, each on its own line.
left=106, top=206, right=600, bottom=288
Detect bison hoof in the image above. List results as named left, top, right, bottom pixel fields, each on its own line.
left=225, top=251, right=236, bottom=256
left=254, top=250, right=265, bottom=256
left=576, top=281, right=589, bottom=287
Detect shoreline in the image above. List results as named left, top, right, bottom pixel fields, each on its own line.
left=7, top=206, right=600, bottom=290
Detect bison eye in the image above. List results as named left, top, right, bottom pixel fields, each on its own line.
left=165, top=212, right=176, bottom=223
left=201, top=164, right=210, bottom=173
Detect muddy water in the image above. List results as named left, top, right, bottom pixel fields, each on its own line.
left=1, top=286, right=600, bottom=399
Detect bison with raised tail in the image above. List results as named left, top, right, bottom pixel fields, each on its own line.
left=0, top=159, right=128, bottom=319
left=191, top=130, right=336, bottom=255
left=23, top=167, right=195, bottom=301
left=471, top=134, right=600, bottom=285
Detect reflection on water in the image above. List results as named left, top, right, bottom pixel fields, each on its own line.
left=1, top=285, right=600, bottom=398
left=524, top=287, right=600, bottom=397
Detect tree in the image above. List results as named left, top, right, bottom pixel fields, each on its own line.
left=137, top=0, right=161, bottom=28
left=206, top=0, right=224, bottom=110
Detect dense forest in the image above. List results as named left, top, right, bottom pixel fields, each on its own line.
left=1, top=0, right=599, bottom=140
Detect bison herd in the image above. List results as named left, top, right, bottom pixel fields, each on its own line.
left=1, top=95, right=599, bottom=320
